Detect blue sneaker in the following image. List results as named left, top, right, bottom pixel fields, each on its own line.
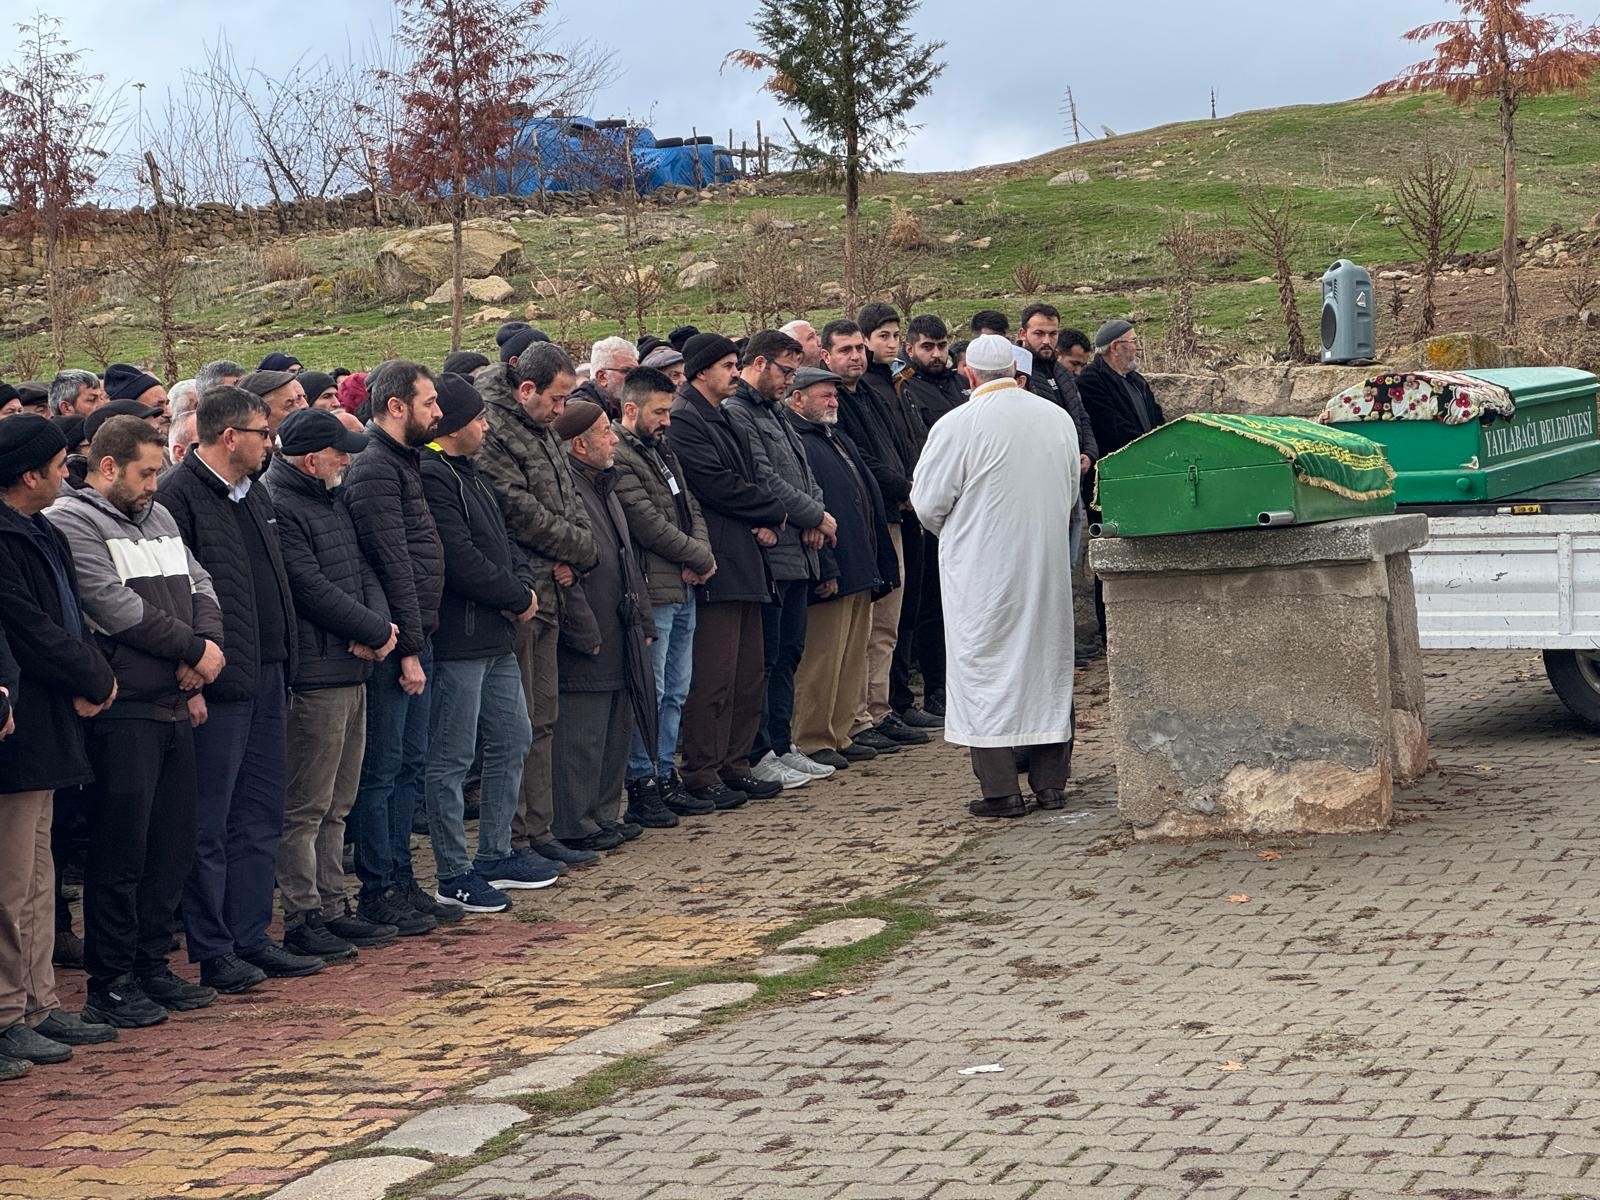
left=516, top=846, right=568, bottom=876
left=434, top=871, right=511, bottom=914
left=478, top=853, right=560, bottom=891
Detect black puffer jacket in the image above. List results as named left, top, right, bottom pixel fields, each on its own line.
left=261, top=456, right=392, bottom=691
left=340, top=422, right=445, bottom=657
left=1026, top=357, right=1101, bottom=462
left=0, top=501, right=117, bottom=793
left=157, top=451, right=297, bottom=702
left=666, top=384, right=786, bottom=606
left=420, top=446, right=535, bottom=661
left=786, top=411, right=899, bottom=604
left=723, top=379, right=825, bottom=583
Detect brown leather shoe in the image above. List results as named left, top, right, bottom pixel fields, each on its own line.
left=967, top=795, right=1027, bottom=819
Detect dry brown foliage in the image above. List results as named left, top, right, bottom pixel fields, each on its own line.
left=1391, top=148, right=1476, bottom=337
left=261, top=242, right=313, bottom=282
left=1238, top=185, right=1308, bottom=361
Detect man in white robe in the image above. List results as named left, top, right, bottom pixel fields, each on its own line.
left=910, top=334, right=1080, bottom=818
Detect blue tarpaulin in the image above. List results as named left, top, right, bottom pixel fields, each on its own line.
left=476, top=116, right=739, bottom=196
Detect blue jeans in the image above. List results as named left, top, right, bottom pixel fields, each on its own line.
left=627, top=596, right=696, bottom=780
left=425, top=653, right=531, bottom=880
left=351, top=642, right=431, bottom=900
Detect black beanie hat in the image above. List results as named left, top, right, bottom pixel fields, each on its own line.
left=499, top=326, right=548, bottom=363
left=667, top=325, right=701, bottom=353
left=0, top=413, right=68, bottom=480
left=495, top=321, right=532, bottom=348
left=681, top=332, right=739, bottom=381
left=103, top=362, right=163, bottom=403
left=0, top=382, right=18, bottom=406
left=636, top=335, right=664, bottom=360
left=433, top=372, right=486, bottom=439
left=297, top=370, right=337, bottom=404
left=442, top=350, right=491, bottom=376
left=84, top=399, right=159, bottom=445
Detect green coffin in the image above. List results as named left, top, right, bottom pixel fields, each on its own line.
left=1094, top=414, right=1397, bottom=538
left=1329, top=367, right=1600, bottom=503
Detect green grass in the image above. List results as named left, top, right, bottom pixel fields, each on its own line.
left=12, top=86, right=1600, bottom=378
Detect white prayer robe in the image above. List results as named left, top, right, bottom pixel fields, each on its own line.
left=909, top=379, right=1080, bottom=748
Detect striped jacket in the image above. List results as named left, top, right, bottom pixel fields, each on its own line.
left=45, top=485, right=224, bottom=721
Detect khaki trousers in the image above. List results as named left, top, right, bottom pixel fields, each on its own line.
left=278, top=685, right=367, bottom=919
left=793, top=592, right=873, bottom=753
left=853, top=523, right=904, bottom=732
left=512, top=619, right=559, bottom=847
left=0, top=790, right=57, bottom=1027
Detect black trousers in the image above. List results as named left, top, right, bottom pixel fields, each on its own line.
left=680, top=600, right=766, bottom=791
left=914, top=529, right=946, bottom=703
left=754, top=579, right=810, bottom=760
left=889, top=517, right=925, bottom=714
left=83, top=716, right=197, bottom=986
left=970, top=742, right=1072, bottom=799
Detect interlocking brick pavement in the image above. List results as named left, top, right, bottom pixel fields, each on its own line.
left=424, top=651, right=1600, bottom=1200
left=0, top=705, right=984, bottom=1200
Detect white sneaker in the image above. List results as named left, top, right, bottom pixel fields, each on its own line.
left=752, top=751, right=812, bottom=790
left=780, top=750, right=836, bottom=779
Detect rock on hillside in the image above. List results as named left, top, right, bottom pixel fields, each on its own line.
left=377, top=219, right=524, bottom=296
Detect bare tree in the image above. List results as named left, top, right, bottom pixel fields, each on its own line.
left=1391, top=148, right=1477, bottom=337
left=138, top=73, right=249, bottom=208
left=124, top=152, right=186, bottom=381
left=1238, top=184, right=1308, bottom=361
left=1161, top=215, right=1208, bottom=367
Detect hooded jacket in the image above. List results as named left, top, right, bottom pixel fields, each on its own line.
left=722, top=377, right=825, bottom=583
left=261, top=455, right=392, bottom=691
left=45, top=485, right=222, bottom=722
left=0, top=499, right=118, bottom=792
left=611, top=421, right=714, bottom=605
left=785, top=411, right=899, bottom=604
left=477, top=366, right=598, bottom=628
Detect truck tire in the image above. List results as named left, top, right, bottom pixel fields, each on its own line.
left=1543, top=650, right=1600, bottom=730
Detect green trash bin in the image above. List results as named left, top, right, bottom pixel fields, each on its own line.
left=1093, top=413, right=1397, bottom=538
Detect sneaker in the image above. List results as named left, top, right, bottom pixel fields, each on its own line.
left=601, top=819, right=644, bottom=842
left=478, top=853, right=560, bottom=890
left=876, top=714, right=930, bottom=745
left=52, top=928, right=84, bottom=970
left=690, top=783, right=748, bottom=811
left=284, top=915, right=358, bottom=963
left=924, top=694, right=946, bottom=718
left=660, top=773, right=715, bottom=816
left=404, top=881, right=463, bottom=924
left=840, top=739, right=879, bottom=761
left=436, top=871, right=512, bottom=914
left=33, top=1009, right=117, bottom=1045
left=240, top=941, right=326, bottom=978
left=567, top=827, right=625, bottom=852
left=198, top=954, right=268, bottom=995
left=724, top=774, right=783, bottom=799
left=325, top=899, right=400, bottom=947
left=0, top=1023, right=70, bottom=1064
left=0, top=1056, right=28, bottom=1082
left=897, top=706, right=944, bottom=729
left=625, top=778, right=680, bottom=829
left=853, top=728, right=904, bottom=753
left=511, top=846, right=569, bottom=876
left=83, top=975, right=170, bottom=1026
left=806, top=748, right=851, bottom=770
left=358, top=888, right=436, bottom=937
left=532, top=840, right=602, bottom=868
left=967, top=794, right=1027, bottom=819
left=779, top=750, right=836, bottom=779
left=751, top=751, right=812, bottom=790
left=134, top=969, right=217, bottom=1012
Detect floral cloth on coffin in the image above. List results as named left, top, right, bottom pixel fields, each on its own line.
left=1319, top=371, right=1516, bottom=426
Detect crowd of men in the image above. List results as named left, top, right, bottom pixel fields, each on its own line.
left=0, top=305, right=1166, bottom=1080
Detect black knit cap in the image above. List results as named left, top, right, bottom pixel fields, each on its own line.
left=667, top=325, right=701, bottom=352
left=442, top=351, right=490, bottom=376
left=681, top=332, right=739, bottom=381
left=499, top=325, right=550, bottom=363
left=0, top=381, right=18, bottom=406
left=297, top=370, right=337, bottom=403
left=636, top=334, right=665, bottom=360
left=52, top=414, right=87, bottom=452
left=84, top=399, right=158, bottom=445
left=104, top=362, right=163, bottom=402
left=494, top=321, right=531, bottom=347
left=433, top=372, right=486, bottom=439
left=0, top=413, right=67, bottom=479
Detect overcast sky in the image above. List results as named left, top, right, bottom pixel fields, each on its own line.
left=35, top=0, right=1483, bottom=172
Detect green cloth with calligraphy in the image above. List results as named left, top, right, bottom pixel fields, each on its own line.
left=1182, top=413, right=1397, bottom=501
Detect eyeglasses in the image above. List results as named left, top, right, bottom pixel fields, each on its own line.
left=773, top=362, right=797, bottom=379
left=229, top=426, right=272, bottom=438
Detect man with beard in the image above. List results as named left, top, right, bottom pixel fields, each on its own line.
left=47, top=416, right=223, bottom=1024
left=342, top=362, right=454, bottom=936
left=1018, top=304, right=1098, bottom=568
left=898, top=315, right=966, bottom=430
left=262, top=409, right=400, bottom=960
left=158, top=388, right=312, bottom=993
left=580, top=337, right=639, bottom=421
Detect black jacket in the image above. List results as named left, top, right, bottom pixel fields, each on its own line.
left=862, top=359, right=927, bottom=463
left=1026, top=358, right=1101, bottom=463
left=1077, top=354, right=1165, bottom=462
left=0, top=501, right=117, bottom=793
left=723, top=378, right=825, bottom=583
left=571, top=378, right=618, bottom=421
left=786, top=411, right=899, bottom=604
left=835, top=379, right=911, bottom=508
left=666, top=384, right=786, bottom=605
left=340, top=422, right=446, bottom=657
left=558, top=457, right=655, bottom=692
left=261, top=456, right=392, bottom=691
left=897, top=365, right=966, bottom=430
left=420, top=446, right=534, bottom=661
left=156, top=451, right=298, bottom=702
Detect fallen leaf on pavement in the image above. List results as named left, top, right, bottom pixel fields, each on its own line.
left=808, top=988, right=860, bottom=1000
left=1258, top=850, right=1281, bottom=861
left=687, top=884, right=716, bottom=893
left=1216, top=1061, right=1247, bottom=1072
left=1228, top=894, right=1250, bottom=903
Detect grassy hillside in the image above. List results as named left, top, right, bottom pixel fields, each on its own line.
left=9, top=87, right=1600, bottom=378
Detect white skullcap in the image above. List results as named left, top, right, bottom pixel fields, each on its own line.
left=965, top=334, right=1016, bottom=372
left=1012, top=345, right=1033, bottom=377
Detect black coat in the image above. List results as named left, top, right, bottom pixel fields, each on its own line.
left=558, top=457, right=655, bottom=692
left=157, top=451, right=298, bottom=702
left=862, top=360, right=926, bottom=463
left=420, top=447, right=534, bottom=661
left=340, top=423, right=446, bottom=657
left=1026, top=358, right=1101, bottom=462
left=261, top=456, right=392, bottom=691
left=666, top=385, right=786, bottom=605
left=0, top=501, right=117, bottom=793
left=897, top=365, right=966, bottom=430
left=835, top=380, right=911, bottom=508
left=1077, top=354, right=1165, bottom=462
left=786, top=412, right=899, bottom=604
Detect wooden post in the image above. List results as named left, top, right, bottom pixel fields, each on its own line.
left=756, top=121, right=764, bottom=174
left=692, top=126, right=703, bottom=188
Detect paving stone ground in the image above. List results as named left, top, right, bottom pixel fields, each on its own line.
left=420, top=650, right=1600, bottom=1200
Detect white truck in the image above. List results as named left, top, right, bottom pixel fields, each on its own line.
left=1410, top=485, right=1600, bottom=726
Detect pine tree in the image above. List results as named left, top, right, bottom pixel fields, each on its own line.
left=728, top=0, right=945, bottom=309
